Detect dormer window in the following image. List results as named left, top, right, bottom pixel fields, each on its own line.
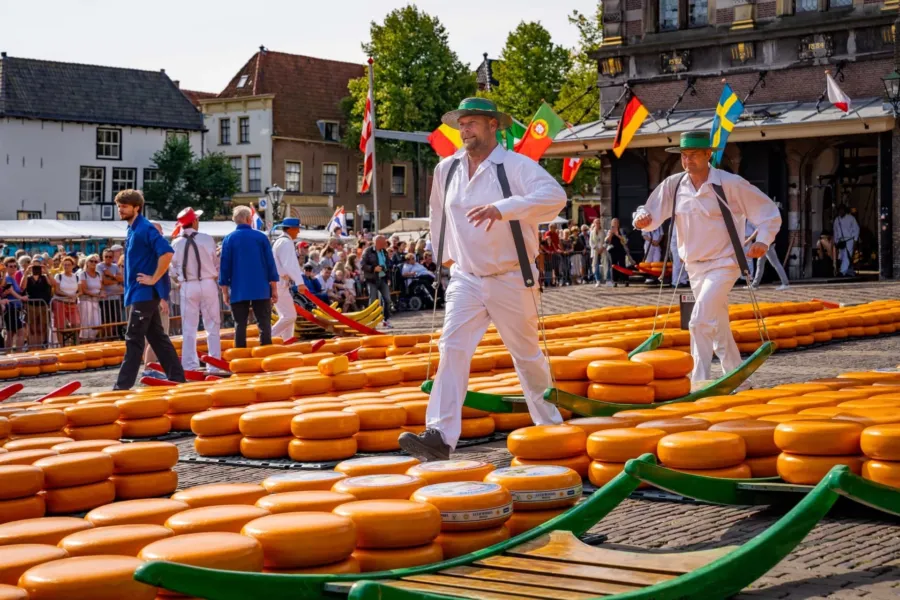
left=318, top=120, right=341, bottom=142
left=237, top=75, right=249, bottom=88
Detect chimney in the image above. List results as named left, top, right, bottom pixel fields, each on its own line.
left=1, top=52, right=6, bottom=58
left=259, top=45, right=267, bottom=53
left=173, top=80, right=180, bottom=88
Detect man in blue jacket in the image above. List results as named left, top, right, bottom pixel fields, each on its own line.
left=113, top=190, right=185, bottom=389
left=219, top=205, right=279, bottom=348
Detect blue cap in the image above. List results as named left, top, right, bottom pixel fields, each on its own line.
left=280, top=217, right=301, bottom=229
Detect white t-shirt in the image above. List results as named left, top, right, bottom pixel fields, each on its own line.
left=55, top=272, right=79, bottom=298
left=316, top=274, right=334, bottom=292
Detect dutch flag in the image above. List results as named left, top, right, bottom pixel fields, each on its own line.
left=327, top=207, right=347, bottom=235
left=250, top=204, right=265, bottom=232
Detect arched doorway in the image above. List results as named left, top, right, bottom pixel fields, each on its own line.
left=611, top=151, right=650, bottom=257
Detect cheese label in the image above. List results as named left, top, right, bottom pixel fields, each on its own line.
left=265, top=471, right=343, bottom=483
left=347, top=474, right=416, bottom=487
left=492, top=466, right=569, bottom=478
left=416, top=460, right=486, bottom=472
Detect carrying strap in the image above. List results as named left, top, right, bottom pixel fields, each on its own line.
left=657, top=173, right=689, bottom=286
left=495, top=163, right=535, bottom=288
left=711, top=183, right=752, bottom=276
left=182, top=231, right=202, bottom=281
left=433, top=159, right=460, bottom=296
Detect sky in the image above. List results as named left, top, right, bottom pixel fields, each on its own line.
left=1, top=0, right=598, bottom=93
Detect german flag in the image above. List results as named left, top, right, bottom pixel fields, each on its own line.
left=611, top=96, right=649, bottom=158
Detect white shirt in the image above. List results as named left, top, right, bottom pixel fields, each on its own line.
left=643, top=226, right=662, bottom=253
left=634, top=167, right=781, bottom=268
left=273, top=233, right=305, bottom=286
left=316, top=274, right=334, bottom=291
left=170, top=228, right=218, bottom=282
left=429, top=145, right=567, bottom=277
left=833, top=214, right=859, bottom=242
left=402, top=262, right=434, bottom=279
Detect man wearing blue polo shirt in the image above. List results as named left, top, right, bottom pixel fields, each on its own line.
left=113, top=190, right=185, bottom=389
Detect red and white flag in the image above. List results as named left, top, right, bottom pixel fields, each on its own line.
left=358, top=80, right=375, bottom=193
left=562, top=157, right=583, bottom=184
left=826, top=73, right=851, bottom=113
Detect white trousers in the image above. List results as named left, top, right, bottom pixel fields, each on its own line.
left=272, top=281, right=297, bottom=341
left=426, top=268, right=562, bottom=449
left=752, top=246, right=789, bottom=287
left=838, top=241, right=854, bottom=275
left=180, top=279, right=221, bottom=370
left=686, top=263, right=742, bottom=383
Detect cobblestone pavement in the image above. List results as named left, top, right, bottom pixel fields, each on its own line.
left=6, top=280, right=900, bottom=599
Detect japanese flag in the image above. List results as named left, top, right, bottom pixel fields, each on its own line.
left=826, top=73, right=850, bottom=113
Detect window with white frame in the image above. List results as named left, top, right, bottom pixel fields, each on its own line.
left=17, top=211, right=42, bottom=220
left=237, top=74, right=249, bottom=88
left=57, top=212, right=80, bottom=220
left=323, top=121, right=340, bottom=142
left=220, top=119, right=231, bottom=145
left=80, top=167, right=105, bottom=205
left=322, top=163, right=338, bottom=194
left=248, top=156, right=262, bottom=193
left=142, top=168, right=159, bottom=189
left=391, top=165, right=406, bottom=195
left=96, top=128, right=121, bottom=160
left=239, top=117, right=250, bottom=144
left=111, top=168, right=137, bottom=201
left=285, top=162, right=302, bottom=192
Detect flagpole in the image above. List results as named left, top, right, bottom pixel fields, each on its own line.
left=368, top=58, right=379, bottom=233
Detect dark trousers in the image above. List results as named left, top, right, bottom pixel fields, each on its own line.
left=115, top=298, right=184, bottom=390
left=232, top=299, right=272, bottom=348
left=367, top=279, right=392, bottom=320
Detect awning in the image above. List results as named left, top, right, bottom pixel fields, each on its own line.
left=380, top=218, right=430, bottom=234
left=547, top=97, right=894, bottom=157
left=290, top=206, right=334, bottom=227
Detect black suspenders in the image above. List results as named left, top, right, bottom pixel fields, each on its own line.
left=182, top=232, right=202, bottom=281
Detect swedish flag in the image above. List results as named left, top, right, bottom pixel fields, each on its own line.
left=709, top=84, right=744, bottom=167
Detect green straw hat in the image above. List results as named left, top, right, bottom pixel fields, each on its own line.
left=666, top=130, right=714, bottom=153
left=442, top=97, right=513, bottom=131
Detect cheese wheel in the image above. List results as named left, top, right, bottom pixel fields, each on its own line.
left=586, top=360, right=653, bottom=385
left=165, top=411, right=195, bottom=432
left=490, top=412, right=534, bottom=431
left=774, top=421, right=863, bottom=455
left=239, top=436, right=291, bottom=459
left=657, top=431, right=746, bottom=469
left=262, top=471, right=348, bottom=494
left=484, top=466, right=582, bottom=510
left=611, top=409, right=670, bottom=424
left=565, top=416, right=642, bottom=434
left=396, top=400, right=429, bottom=426
left=116, top=398, right=168, bottom=420
left=0, top=544, right=69, bottom=586
left=164, top=504, right=271, bottom=535
left=728, top=404, right=795, bottom=418
left=223, top=347, right=253, bottom=361
left=672, top=464, right=752, bottom=478
left=773, top=383, right=833, bottom=395
left=253, top=382, right=293, bottom=404
left=18, top=555, right=157, bottom=600
left=139, top=531, right=264, bottom=572
left=103, top=442, right=178, bottom=474
left=766, top=397, right=840, bottom=411
left=290, top=411, right=360, bottom=440
left=0, top=419, right=7, bottom=439
left=288, top=375, right=334, bottom=397
left=434, top=525, right=509, bottom=559
left=734, top=389, right=795, bottom=402
left=58, top=524, right=173, bottom=557
left=264, top=556, right=360, bottom=575
left=9, top=410, right=67, bottom=435
left=0, top=496, right=45, bottom=524
left=62, top=405, right=119, bottom=428
left=689, top=411, right=752, bottom=425
left=647, top=377, right=690, bottom=401
left=331, top=372, right=369, bottom=391
left=341, top=405, right=405, bottom=431
left=8, top=430, right=67, bottom=441
left=0, top=517, right=91, bottom=546
left=0, top=465, right=43, bottom=500
left=51, top=440, right=121, bottom=454
left=85, top=498, right=190, bottom=527
left=777, top=453, right=864, bottom=484
left=0, top=404, right=38, bottom=419
left=254, top=491, right=354, bottom=515
left=547, top=357, right=591, bottom=381
left=287, top=437, right=357, bottom=461
left=33, top=452, right=114, bottom=488
left=209, top=386, right=255, bottom=407
left=839, top=397, right=900, bottom=410
left=510, top=454, right=591, bottom=478
left=693, top=395, right=762, bottom=410
left=230, top=358, right=265, bottom=374
left=353, top=428, right=403, bottom=452
left=637, top=417, right=709, bottom=434
left=505, top=508, right=566, bottom=537
left=0, top=449, right=59, bottom=466
left=588, top=460, right=626, bottom=487
left=241, top=512, right=356, bottom=568
left=630, top=350, right=693, bottom=379
left=332, top=474, right=426, bottom=501
left=244, top=402, right=298, bottom=412
left=410, top=482, right=512, bottom=531
left=191, top=408, right=246, bottom=436
left=0, top=584, right=27, bottom=600
left=507, top=425, right=586, bottom=460
left=238, top=410, right=296, bottom=438
left=352, top=542, right=443, bottom=572
left=708, top=420, right=778, bottom=457
left=460, top=416, right=495, bottom=439
left=745, top=454, right=779, bottom=478
left=166, top=392, right=212, bottom=414
left=42, top=480, right=116, bottom=514
left=110, top=470, right=178, bottom=500
left=406, top=460, right=495, bottom=485
left=171, top=483, right=268, bottom=508
left=586, top=428, right=666, bottom=462
left=3, top=437, right=72, bottom=452
left=860, top=424, right=900, bottom=460
left=587, top=383, right=655, bottom=404
left=333, top=500, right=440, bottom=549
left=862, top=460, right=900, bottom=487
left=568, top=347, right=628, bottom=361
left=118, top=416, right=171, bottom=438
left=194, top=434, right=243, bottom=457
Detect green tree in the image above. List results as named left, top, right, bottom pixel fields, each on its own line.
left=143, top=137, right=239, bottom=220
left=486, top=21, right=572, bottom=124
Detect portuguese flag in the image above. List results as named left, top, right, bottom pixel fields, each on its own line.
left=612, top=96, right=649, bottom=158
left=516, top=102, right=565, bottom=161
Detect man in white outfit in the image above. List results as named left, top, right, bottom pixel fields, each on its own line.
left=747, top=219, right=790, bottom=290
left=399, top=97, right=565, bottom=462
left=642, top=226, right=663, bottom=264
left=833, top=205, right=859, bottom=276
left=271, top=218, right=306, bottom=341
left=169, top=207, right=222, bottom=373
left=634, top=131, right=781, bottom=384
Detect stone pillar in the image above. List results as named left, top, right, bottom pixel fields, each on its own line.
left=785, top=148, right=804, bottom=280
left=892, top=13, right=900, bottom=277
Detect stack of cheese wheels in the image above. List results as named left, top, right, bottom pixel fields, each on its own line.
left=631, top=350, right=694, bottom=402
left=460, top=407, right=495, bottom=440
left=0, top=416, right=9, bottom=446
left=484, top=466, right=582, bottom=537
left=56, top=351, right=87, bottom=372
left=411, top=482, right=511, bottom=559
left=506, top=425, right=590, bottom=477
left=17, top=555, right=158, bottom=600
left=332, top=473, right=426, bottom=501
left=238, top=409, right=296, bottom=459
left=334, top=500, right=441, bottom=572
left=62, top=404, right=122, bottom=441
left=774, top=421, right=865, bottom=484
left=241, top=511, right=359, bottom=574
left=32, top=452, right=115, bottom=514
left=343, top=404, right=405, bottom=453
left=0, top=465, right=45, bottom=523
left=165, top=389, right=213, bottom=432
left=115, top=397, right=171, bottom=439
left=585, top=358, right=655, bottom=405
left=861, top=424, right=900, bottom=488
left=103, top=442, right=179, bottom=500
left=9, top=410, right=67, bottom=440
left=657, top=431, right=751, bottom=478
left=709, top=420, right=780, bottom=477
left=0, top=543, right=68, bottom=588
left=586, top=427, right=667, bottom=488
left=289, top=411, right=360, bottom=462
left=192, top=408, right=247, bottom=456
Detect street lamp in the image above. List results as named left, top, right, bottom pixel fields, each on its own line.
left=882, top=70, right=900, bottom=116
left=264, top=184, right=285, bottom=233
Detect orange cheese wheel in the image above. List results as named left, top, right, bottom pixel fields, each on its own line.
left=139, top=531, right=264, bottom=572
left=0, top=418, right=7, bottom=439
left=230, top=358, right=265, bottom=374
left=331, top=371, right=369, bottom=391
left=568, top=347, right=628, bottom=361
left=689, top=411, right=752, bottom=425
left=238, top=409, right=296, bottom=438
left=208, top=386, right=255, bottom=407
left=693, top=395, right=761, bottom=410
left=360, top=335, right=393, bottom=348
left=9, top=410, right=67, bottom=435
left=362, top=367, right=404, bottom=387
left=510, top=454, right=591, bottom=478
left=767, top=397, right=840, bottom=411
left=547, top=357, right=591, bottom=381
left=406, top=460, right=495, bottom=485
left=460, top=416, right=495, bottom=439
left=290, top=411, right=360, bottom=440
left=17, top=555, right=157, bottom=600
left=490, top=412, right=534, bottom=431
left=671, top=464, right=752, bottom=478
left=860, top=424, right=900, bottom=460
left=773, top=383, right=833, bottom=395
left=862, top=459, right=900, bottom=487
left=728, top=404, right=795, bottom=418
left=288, top=375, right=334, bottom=397
left=115, top=398, right=169, bottom=420
left=58, top=523, right=173, bottom=557
left=110, top=470, right=178, bottom=500
left=33, top=452, right=113, bottom=488
left=588, top=460, right=626, bottom=487
left=0, top=543, right=69, bottom=586
left=504, top=508, right=566, bottom=537
left=118, top=416, right=171, bottom=438
left=353, top=428, right=404, bottom=452
left=649, top=377, right=692, bottom=401
left=223, top=347, right=253, bottom=361
left=777, top=453, right=864, bottom=484
left=191, top=408, right=246, bottom=436
left=630, top=350, right=693, bottom=379
left=657, top=431, right=746, bottom=469
left=3, top=437, right=71, bottom=452
left=0, top=496, right=45, bottom=524
left=262, top=471, right=348, bottom=494
left=334, top=499, right=441, bottom=549
left=734, top=389, right=794, bottom=402
left=194, top=434, right=243, bottom=457
left=245, top=402, right=298, bottom=412
left=287, top=437, right=357, bottom=462
left=241, top=512, right=356, bottom=568
left=252, top=345, right=299, bottom=359
left=586, top=428, right=666, bottom=462
left=587, top=383, right=654, bottom=404
left=352, top=542, right=443, bottom=573
left=259, top=353, right=305, bottom=373
left=397, top=400, right=429, bottom=426
left=774, top=421, right=863, bottom=455
left=507, top=425, right=586, bottom=460
left=484, top=466, right=582, bottom=510
left=332, top=474, right=425, bottom=501
left=586, top=360, right=653, bottom=385
left=758, top=414, right=826, bottom=424
left=565, top=416, right=642, bottom=435
left=62, top=404, right=119, bottom=428
left=0, top=584, right=27, bottom=600
left=253, top=382, right=293, bottom=404
left=166, top=392, right=212, bottom=414
left=0, top=404, right=38, bottom=419
left=435, top=525, right=509, bottom=559
left=255, top=491, right=355, bottom=514
left=171, top=483, right=268, bottom=508
left=611, top=409, right=670, bottom=424
left=164, top=504, right=271, bottom=535
left=0, top=517, right=92, bottom=546
left=263, top=555, right=361, bottom=575
left=637, top=418, right=709, bottom=434
left=0, top=465, right=43, bottom=500
left=52, top=439, right=121, bottom=454
left=85, top=498, right=189, bottom=527
left=708, top=419, right=778, bottom=457
left=166, top=411, right=196, bottom=432
left=42, top=480, right=116, bottom=514
left=410, top=482, right=512, bottom=531
left=8, top=430, right=67, bottom=441
left=341, top=404, right=405, bottom=430
left=103, top=442, right=178, bottom=474
left=0, top=449, right=59, bottom=466
left=240, top=436, right=292, bottom=459
left=745, top=454, right=779, bottom=478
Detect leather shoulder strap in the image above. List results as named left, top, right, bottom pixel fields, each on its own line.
left=496, top=162, right=535, bottom=288
left=432, top=159, right=460, bottom=293
left=183, top=231, right=202, bottom=281
left=711, top=183, right=751, bottom=276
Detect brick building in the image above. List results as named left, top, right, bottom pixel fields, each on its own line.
left=548, top=1, right=900, bottom=280
left=200, top=47, right=420, bottom=231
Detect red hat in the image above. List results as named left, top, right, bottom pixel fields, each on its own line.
left=298, top=241, right=310, bottom=249
left=176, top=207, right=203, bottom=227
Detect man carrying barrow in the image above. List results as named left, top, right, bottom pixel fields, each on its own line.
left=399, top=98, right=566, bottom=462
left=633, top=131, right=781, bottom=385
